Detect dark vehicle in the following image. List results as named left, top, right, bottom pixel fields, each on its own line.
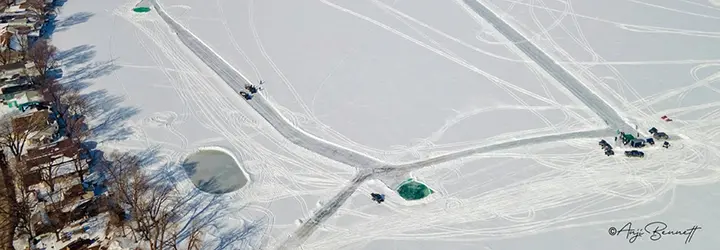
left=649, top=127, right=658, bottom=134
left=599, top=140, right=612, bottom=150
left=240, top=91, right=253, bottom=100
left=663, top=141, right=670, bottom=148
left=371, top=193, right=385, bottom=204
left=653, top=132, right=669, bottom=140
left=605, top=149, right=614, bottom=156
left=649, top=127, right=670, bottom=140
left=624, top=150, right=645, bottom=158
left=245, top=84, right=258, bottom=94
left=645, top=138, right=655, bottom=145
left=629, top=139, right=645, bottom=148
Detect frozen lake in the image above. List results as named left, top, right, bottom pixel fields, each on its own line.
left=51, top=0, right=720, bottom=249
left=183, top=148, right=249, bottom=194
left=162, top=0, right=603, bottom=161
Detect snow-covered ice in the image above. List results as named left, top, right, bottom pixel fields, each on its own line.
left=160, top=0, right=607, bottom=162
left=49, top=0, right=720, bottom=249
left=52, top=0, right=356, bottom=248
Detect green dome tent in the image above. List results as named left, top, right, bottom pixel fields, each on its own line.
left=396, top=179, right=433, bottom=200
left=133, top=7, right=151, bottom=13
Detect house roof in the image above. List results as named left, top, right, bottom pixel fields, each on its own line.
left=22, top=170, right=41, bottom=187
left=25, top=139, right=81, bottom=167
left=64, top=183, right=85, bottom=199
left=11, top=109, right=48, bottom=132
left=0, top=61, right=25, bottom=71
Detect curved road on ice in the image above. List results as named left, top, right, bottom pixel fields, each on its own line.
left=151, top=0, right=629, bottom=248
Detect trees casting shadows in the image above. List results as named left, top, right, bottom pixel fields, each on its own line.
left=43, top=11, right=94, bottom=37
left=55, top=12, right=94, bottom=30
left=54, top=44, right=130, bottom=143
left=100, top=150, right=265, bottom=249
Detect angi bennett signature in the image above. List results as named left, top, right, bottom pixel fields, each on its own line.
left=607, top=221, right=701, bottom=244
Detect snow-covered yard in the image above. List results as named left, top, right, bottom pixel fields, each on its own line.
left=47, top=0, right=720, bottom=249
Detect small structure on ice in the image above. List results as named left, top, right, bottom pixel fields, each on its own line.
left=371, top=193, right=385, bottom=204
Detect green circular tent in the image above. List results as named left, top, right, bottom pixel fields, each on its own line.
left=133, top=7, right=151, bottom=13
left=397, top=179, right=433, bottom=200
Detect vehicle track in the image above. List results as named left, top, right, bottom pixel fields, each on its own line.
left=151, top=0, right=628, bottom=248
left=461, top=0, right=639, bottom=135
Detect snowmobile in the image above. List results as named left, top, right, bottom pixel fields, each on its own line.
left=239, top=91, right=253, bottom=100
left=371, top=193, right=385, bottom=204
left=245, top=84, right=258, bottom=94
left=604, top=149, right=614, bottom=156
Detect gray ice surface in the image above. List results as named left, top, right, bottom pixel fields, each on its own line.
left=183, top=149, right=248, bottom=194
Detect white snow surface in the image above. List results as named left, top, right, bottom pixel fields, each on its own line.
left=51, top=0, right=720, bottom=249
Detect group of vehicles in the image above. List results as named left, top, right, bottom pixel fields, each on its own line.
left=600, top=126, right=672, bottom=158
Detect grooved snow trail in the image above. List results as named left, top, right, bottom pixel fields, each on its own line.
left=392, top=128, right=614, bottom=171
left=151, top=0, right=624, bottom=248
left=280, top=128, right=612, bottom=249
left=462, top=0, right=638, bottom=135
left=279, top=170, right=373, bottom=250
left=152, top=0, right=384, bottom=168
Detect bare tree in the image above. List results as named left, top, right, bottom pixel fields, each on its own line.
left=102, top=151, right=204, bottom=250
left=4, top=160, right=41, bottom=246
left=71, top=157, right=87, bottom=183
left=0, top=49, right=16, bottom=65
left=43, top=185, right=67, bottom=240
left=106, top=203, right=129, bottom=238
left=102, top=151, right=144, bottom=238
left=25, top=0, right=46, bottom=18
left=39, top=162, right=60, bottom=193
left=60, top=89, right=93, bottom=142
left=0, top=112, right=50, bottom=161
left=27, top=39, right=57, bottom=84
left=0, top=151, right=18, bottom=250
left=184, top=220, right=203, bottom=250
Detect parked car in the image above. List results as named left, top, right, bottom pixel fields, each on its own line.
left=646, top=138, right=655, bottom=145
left=653, top=132, right=669, bottom=140
left=599, top=139, right=612, bottom=150
left=624, top=150, right=645, bottom=158
left=630, top=139, right=645, bottom=148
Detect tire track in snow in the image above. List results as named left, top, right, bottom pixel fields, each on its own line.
left=461, top=0, right=639, bottom=136
left=150, top=1, right=620, bottom=248
left=151, top=0, right=385, bottom=169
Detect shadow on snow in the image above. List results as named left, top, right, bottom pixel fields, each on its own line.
left=128, top=150, right=266, bottom=249
left=42, top=11, right=94, bottom=38
left=56, top=44, right=129, bottom=143
left=53, top=7, right=267, bottom=249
